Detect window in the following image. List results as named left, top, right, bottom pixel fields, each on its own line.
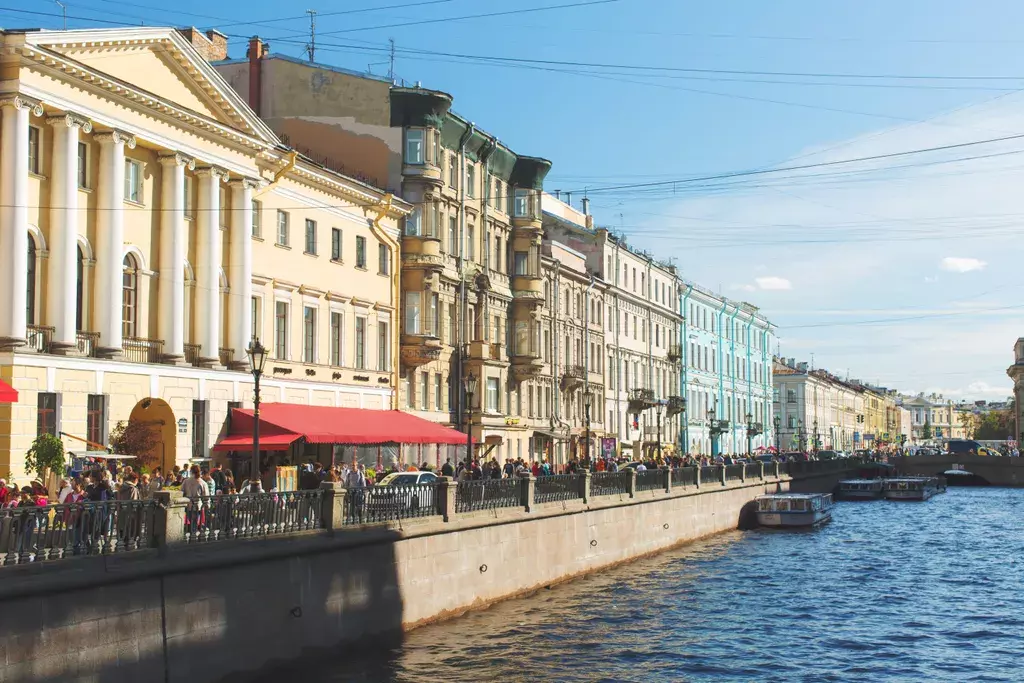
left=513, top=189, right=529, bottom=217
left=421, top=371, right=429, bottom=409
left=124, top=159, right=142, bottom=203
left=331, top=228, right=342, bottom=261
left=356, top=236, right=366, bottom=268
left=405, top=372, right=414, bottom=409
left=251, top=199, right=262, bottom=237
left=77, top=141, right=88, bottom=188
left=355, top=317, right=366, bottom=369
left=513, top=251, right=528, bottom=276
left=302, top=305, right=317, bottom=363
left=435, top=374, right=443, bottom=411
left=37, top=393, right=59, bottom=437
left=26, top=240, right=36, bottom=325
left=28, top=126, right=41, bottom=174
left=486, top=377, right=500, bottom=412
left=405, top=129, right=424, bottom=164
left=378, top=320, right=389, bottom=371
left=251, top=296, right=261, bottom=341
left=429, top=293, right=440, bottom=336
left=192, top=400, right=208, bottom=460
left=87, top=394, right=108, bottom=446
left=494, top=235, right=502, bottom=272
left=467, top=225, right=475, bottom=261
left=122, top=254, right=138, bottom=339
left=449, top=153, right=458, bottom=188
left=448, top=215, right=457, bottom=255
left=330, top=311, right=344, bottom=366
left=276, top=210, right=289, bottom=246
left=405, top=291, right=421, bottom=334
left=448, top=303, right=457, bottom=343
left=304, top=219, right=317, bottom=255
left=378, top=243, right=390, bottom=275
left=466, top=164, right=475, bottom=198
left=275, top=301, right=289, bottom=359
left=404, top=207, right=421, bottom=236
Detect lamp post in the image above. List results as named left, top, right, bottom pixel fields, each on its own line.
left=464, top=372, right=477, bottom=465
left=745, top=412, right=753, bottom=457
left=655, top=404, right=663, bottom=461
left=813, top=418, right=819, bottom=453
left=583, top=389, right=593, bottom=468
left=706, top=404, right=717, bottom=458
left=773, top=415, right=781, bottom=454
left=246, top=338, right=267, bottom=490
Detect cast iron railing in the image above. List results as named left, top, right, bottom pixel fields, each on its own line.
left=591, top=471, right=630, bottom=497
left=76, top=331, right=100, bottom=357
left=182, top=491, right=323, bottom=542
left=635, top=469, right=667, bottom=492
left=123, top=337, right=163, bottom=363
left=26, top=325, right=54, bottom=353
left=184, top=343, right=203, bottom=367
left=700, top=465, right=720, bottom=482
left=534, top=474, right=582, bottom=504
left=344, top=484, right=440, bottom=524
left=724, top=464, right=744, bottom=481
left=0, top=500, right=157, bottom=564
left=744, top=463, right=762, bottom=480
left=455, top=478, right=521, bottom=513
left=671, top=466, right=697, bottom=487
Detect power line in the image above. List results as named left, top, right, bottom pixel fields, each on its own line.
left=782, top=304, right=1024, bottom=330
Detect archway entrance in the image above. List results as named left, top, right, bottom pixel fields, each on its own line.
left=128, top=398, right=176, bottom=472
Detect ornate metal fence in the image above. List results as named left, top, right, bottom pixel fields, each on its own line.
left=744, top=463, right=762, bottom=480
left=343, top=484, right=440, bottom=524
left=591, top=471, right=630, bottom=497
left=671, top=466, right=697, bottom=487
left=534, top=475, right=582, bottom=504
left=635, top=469, right=667, bottom=492
left=724, top=464, right=744, bottom=481
left=182, top=491, right=323, bottom=543
left=700, top=466, right=720, bottom=483
left=455, top=478, right=521, bottom=513
left=0, top=500, right=158, bottom=564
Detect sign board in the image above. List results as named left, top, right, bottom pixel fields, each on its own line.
left=177, top=418, right=188, bottom=434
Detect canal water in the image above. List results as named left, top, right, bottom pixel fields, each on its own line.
left=273, top=488, right=1024, bottom=682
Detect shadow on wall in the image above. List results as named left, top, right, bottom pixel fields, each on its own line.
left=0, top=530, right=406, bottom=683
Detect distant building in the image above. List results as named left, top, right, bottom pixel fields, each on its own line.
left=1007, top=338, right=1024, bottom=443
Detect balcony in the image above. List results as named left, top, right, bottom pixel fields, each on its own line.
left=466, top=339, right=508, bottom=367
left=76, top=332, right=99, bottom=358
left=401, top=233, right=444, bottom=273
left=123, top=337, right=163, bottom=364
left=628, top=388, right=658, bottom=413
left=667, top=344, right=682, bottom=363
left=184, top=343, right=202, bottom=367
left=402, top=161, right=443, bottom=184
left=561, top=364, right=586, bottom=391
left=709, top=419, right=731, bottom=436
left=219, top=347, right=235, bottom=368
left=26, top=325, right=53, bottom=353
left=511, top=353, right=544, bottom=381
left=746, top=421, right=764, bottom=436
left=666, top=395, right=686, bottom=417
left=26, top=326, right=100, bottom=358
left=400, top=332, right=443, bottom=368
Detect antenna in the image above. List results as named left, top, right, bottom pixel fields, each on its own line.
left=54, top=0, right=67, bottom=29
left=388, top=38, right=395, bottom=82
left=305, top=10, right=317, bottom=63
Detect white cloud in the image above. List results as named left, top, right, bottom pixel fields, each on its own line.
left=730, top=283, right=757, bottom=293
left=923, top=276, right=939, bottom=284
left=754, top=276, right=792, bottom=290
left=940, top=257, right=987, bottom=273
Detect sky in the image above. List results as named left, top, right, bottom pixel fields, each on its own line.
left=7, top=0, right=1024, bottom=400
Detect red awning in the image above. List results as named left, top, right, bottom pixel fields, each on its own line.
left=211, top=432, right=300, bottom=452
left=213, top=403, right=472, bottom=451
left=0, top=380, right=17, bottom=403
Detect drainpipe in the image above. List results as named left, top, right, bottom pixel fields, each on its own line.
left=681, top=284, right=692, bottom=453
left=584, top=273, right=595, bottom=397
left=456, top=123, right=474, bottom=438
left=744, top=314, right=754, bottom=450
left=612, top=240, right=622, bottom=450
left=728, top=305, right=739, bottom=453
left=369, top=193, right=400, bottom=410
left=479, top=137, right=495, bottom=341
left=714, top=299, right=728, bottom=457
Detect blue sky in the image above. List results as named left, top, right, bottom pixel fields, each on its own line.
left=8, top=0, right=1024, bottom=399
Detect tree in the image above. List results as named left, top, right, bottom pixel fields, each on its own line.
left=108, top=420, right=160, bottom=471
left=922, top=419, right=932, bottom=440
left=25, top=433, right=67, bottom=482
left=974, top=410, right=1015, bottom=441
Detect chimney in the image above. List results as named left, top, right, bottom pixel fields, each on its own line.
left=246, top=36, right=267, bottom=116
left=177, top=27, right=229, bottom=61
left=581, top=196, right=590, bottom=216
left=797, top=362, right=808, bottom=372
left=787, top=358, right=796, bottom=368
left=554, top=190, right=561, bottom=199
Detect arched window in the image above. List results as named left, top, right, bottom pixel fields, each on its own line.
left=76, top=246, right=85, bottom=332
left=122, top=254, right=138, bottom=339
left=26, top=240, right=36, bottom=325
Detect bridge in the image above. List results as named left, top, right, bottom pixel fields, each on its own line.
left=895, top=454, right=1024, bottom=487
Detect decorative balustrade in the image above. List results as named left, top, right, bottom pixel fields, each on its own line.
left=26, top=325, right=53, bottom=353
left=343, top=484, right=441, bottom=524
left=534, top=475, right=582, bottom=504
left=635, top=469, right=667, bottom=492
left=122, top=337, right=163, bottom=363
left=455, top=478, right=521, bottom=513
left=182, top=491, right=323, bottom=543
left=76, top=331, right=100, bottom=357
left=184, top=343, right=203, bottom=367
left=671, top=466, right=697, bottom=487
left=724, top=464, right=745, bottom=481
left=219, top=347, right=234, bottom=367
left=591, top=471, right=630, bottom=497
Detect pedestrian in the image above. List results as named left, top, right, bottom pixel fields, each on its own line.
left=441, top=458, right=455, bottom=477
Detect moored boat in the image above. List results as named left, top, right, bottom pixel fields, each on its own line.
left=838, top=479, right=883, bottom=500
left=883, top=477, right=940, bottom=501
left=756, top=493, right=834, bottom=528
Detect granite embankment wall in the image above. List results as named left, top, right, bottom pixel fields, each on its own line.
left=0, top=464, right=855, bottom=683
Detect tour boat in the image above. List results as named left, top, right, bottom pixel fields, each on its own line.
left=837, top=479, right=883, bottom=500
left=755, top=493, right=834, bottom=528
left=882, top=477, right=940, bottom=501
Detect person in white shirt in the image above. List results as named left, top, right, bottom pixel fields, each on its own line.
left=635, top=463, right=647, bottom=473
left=181, top=466, right=209, bottom=499
left=57, top=479, right=73, bottom=504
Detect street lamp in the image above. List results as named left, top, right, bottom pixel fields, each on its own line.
left=773, top=415, right=781, bottom=454
left=745, top=412, right=754, bottom=457
left=246, top=338, right=268, bottom=490
left=706, top=404, right=717, bottom=458
left=655, top=403, right=663, bottom=461
left=464, top=372, right=478, bottom=465
left=813, top=418, right=819, bottom=452
left=583, top=389, right=593, bottom=467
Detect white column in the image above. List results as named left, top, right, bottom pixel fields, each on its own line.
left=194, top=166, right=227, bottom=365
left=46, top=113, right=92, bottom=350
left=158, top=152, right=193, bottom=362
left=94, top=130, right=135, bottom=356
left=228, top=178, right=257, bottom=366
left=0, top=96, right=42, bottom=347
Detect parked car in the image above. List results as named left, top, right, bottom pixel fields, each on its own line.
left=816, top=450, right=839, bottom=460
left=782, top=451, right=810, bottom=462
left=377, top=471, right=439, bottom=486
left=372, top=471, right=438, bottom=513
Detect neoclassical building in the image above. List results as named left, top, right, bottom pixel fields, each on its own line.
left=0, top=27, right=408, bottom=477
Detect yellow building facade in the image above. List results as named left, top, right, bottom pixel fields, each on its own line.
left=0, top=28, right=408, bottom=477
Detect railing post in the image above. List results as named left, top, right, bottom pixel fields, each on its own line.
left=437, top=476, right=456, bottom=522
left=740, top=464, right=746, bottom=482
left=773, top=462, right=780, bottom=478
left=720, top=465, right=727, bottom=486
left=626, top=469, right=637, bottom=498
left=759, top=461, right=765, bottom=480
left=319, top=481, right=346, bottom=530
left=520, top=473, right=536, bottom=512
left=695, top=466, right=701, bottom=488
left=153, top=491, right=189, bottom=552
left=664, top=467, right=672, bottom=494
left=579, top=469, right=591, bottom=504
